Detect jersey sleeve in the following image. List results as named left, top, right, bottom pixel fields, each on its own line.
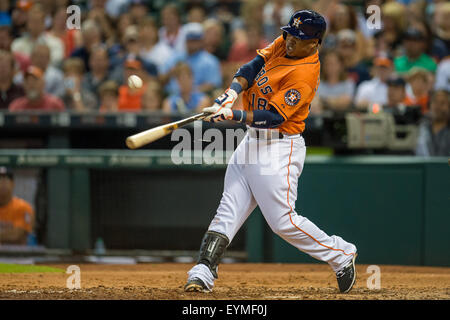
left=256, top=36, right=284, bottom=62
left=268, top=81, right=314, bottom=120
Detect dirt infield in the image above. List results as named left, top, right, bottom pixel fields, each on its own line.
left=0, top=263, right=449, bottom=300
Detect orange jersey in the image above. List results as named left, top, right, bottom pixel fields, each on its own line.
left=0, top=197, right=34, bottom=233
left=242, top=35, right=320, bottom=134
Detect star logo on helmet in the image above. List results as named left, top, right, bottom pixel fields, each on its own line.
left=293, top=17, right=302, bottom=28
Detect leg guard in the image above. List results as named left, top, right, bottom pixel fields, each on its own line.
left=197, top=231, right=229, bottom=279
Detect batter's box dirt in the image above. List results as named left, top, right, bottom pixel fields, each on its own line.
left=0, top=263, right=449, bottom=300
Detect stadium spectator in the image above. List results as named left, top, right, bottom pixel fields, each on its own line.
left=394, top=27, right=437, bottom=74
left=49, top=6, right=81, bottom=58
left=0, top=0, right=11, bottom=27
left=404, top=67, right=432, bottom=115
left=105, top=0, right=129, bottom=19
left=379, top=1, right=407, bottom=56
left=0, top=50, right=24, bottom=110
left=262, top=0, right=294, bottom=41
left=162, top=62, right=210, bottom=114
left=118, top=57, right=148, bottom=111
left=98, top=80, right=119, bottom=112
left=161, top=22, right=222, bottom=95
left=416, top=89, right=450, bottom=156
left=315, top=51, right=355, bottom=112
left=384, top=76, right=408, bottom=113
left=10, top=0, right=32, bottom=38
left=0, top=25, right=30, bottom=73
left=11, top=4, right=64, bottom=67
left=434, top=56, right=450, bottom=92
left=141, top=80, right=163, bottom=111
left=9, top=65, right=64, bottom=111
left=326, top=3, right=370, bottom=61
left=336, top=29, right=371, bottom=86
left=158, top=3, right=186, bottom=53
left=203, top=18, right=230, bottom=62
left=138, top=17, right=175, bottom=73
left=110, top=25, right=158, bottom=83
left=0, top=167, right=34, bottom=245
left=227, top=24, right=269, bottom=63
left=128, top=0, right=149, bottom=26
left=61, top=58, right=96, bottom=112
left=70, top=20, right=103, bottom=72
left=430, top=2, right=450, bottom=61
left=232, top=0, right=265, bottom=45
left=87, top=0, right=115, bottom=46
left=82, top=45, right=113, bottom=108
left=355, top=56, right=394, bottom=110
left=187, top=4, right=207, bottom=24
left=26, top=43, right=65, bottom=98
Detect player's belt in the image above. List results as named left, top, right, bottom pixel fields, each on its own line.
left=248, top=128, right=300, bottom=140
left=252, top=130, right=284, bottom=139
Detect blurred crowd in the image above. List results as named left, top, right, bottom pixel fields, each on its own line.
left=0, top=0, right=448, bottom=155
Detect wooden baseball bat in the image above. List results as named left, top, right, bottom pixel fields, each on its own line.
left=126, top=112, right=210, bottom=149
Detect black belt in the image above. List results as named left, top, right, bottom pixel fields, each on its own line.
left=249, top=130, right=284, bottom=139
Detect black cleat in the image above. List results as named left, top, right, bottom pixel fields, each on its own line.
left=184, top=278, right=210, bottom=293
left=336, top=254, right=357, bottom=293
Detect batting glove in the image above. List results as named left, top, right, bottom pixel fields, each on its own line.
left=203, top=88, right=238, bottom=121
left=202, top=105, right=234, bottom=123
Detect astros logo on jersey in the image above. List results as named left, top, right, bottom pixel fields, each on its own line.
left=293, top=18, right=302, bottom=28
left=284, top=89, right=301, bottom=106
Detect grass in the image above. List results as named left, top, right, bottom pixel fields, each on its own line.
left=0, top=263, right=64, bottom=273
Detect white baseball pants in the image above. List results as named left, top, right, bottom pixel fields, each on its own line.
left=188, top=130, right=357, bottom=289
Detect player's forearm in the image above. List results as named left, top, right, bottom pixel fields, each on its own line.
left=231, top=109, right=284, bottom=128
left=232, top=77, right=248, bottom=92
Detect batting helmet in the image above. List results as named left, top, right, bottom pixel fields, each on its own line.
left=281, top=10, right=327, bottom=44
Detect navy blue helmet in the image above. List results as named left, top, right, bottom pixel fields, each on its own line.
left=281, top=10, right=327, bottom=44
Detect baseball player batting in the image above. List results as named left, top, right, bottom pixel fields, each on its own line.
left=185, top=10, right=358, bottom=294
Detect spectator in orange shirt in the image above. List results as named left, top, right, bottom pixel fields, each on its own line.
left=0, top=167, right=34, bottom=245
left=118, top=57, right=148, bottom=111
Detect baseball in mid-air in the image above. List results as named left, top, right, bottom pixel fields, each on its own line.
left=128, top=75, right=143, bottom=89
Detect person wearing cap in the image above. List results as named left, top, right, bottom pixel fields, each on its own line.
left=384, top=75, right=408, bottom=113
left=354, top=56, right=394, bottom=109
left=0, top=50, right=25, bottom=110
left=416, top=89, right=450, bottom=156
left=9, top=65, right=64, bottom=111
left=160, top=22, right=222, bottom=95
left=394, top=27, right=437, bottom=74
left=11, top=4, right=64, bottom=68
left=0, top=167, right=35, bottom=245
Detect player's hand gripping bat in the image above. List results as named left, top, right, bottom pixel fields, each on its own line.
left=126, top=111, right=211, bottom=149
